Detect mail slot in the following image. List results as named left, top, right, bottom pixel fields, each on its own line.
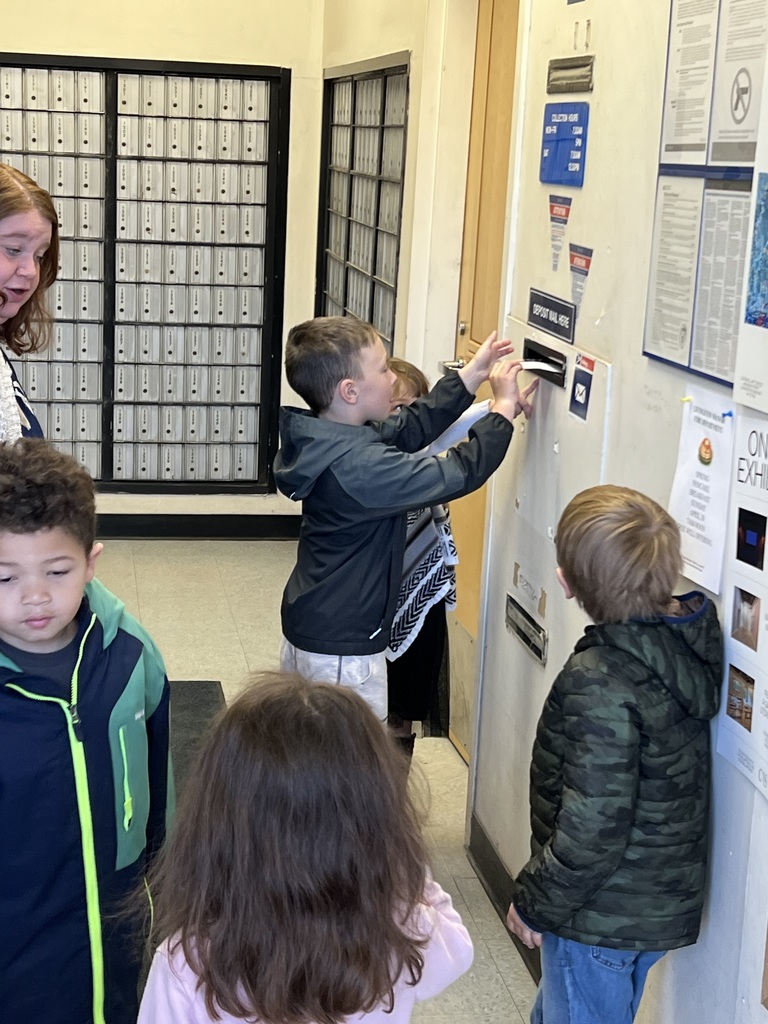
left=505, top=593, right=548, bottom=665
left=522, top=338, right=567, bottom=388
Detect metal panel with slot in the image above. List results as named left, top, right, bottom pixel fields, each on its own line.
left=546, top=55, right=594, bottom=94
left=521, top=338, right=568, bottom=388
left=505, top=593, right=548, bottom=665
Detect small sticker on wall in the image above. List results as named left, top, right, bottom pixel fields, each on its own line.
left=569, top=352, right=594, bottom=421
left=569, top=244, right=593, bottom=317
left=549, top=195, right=572, bottom=271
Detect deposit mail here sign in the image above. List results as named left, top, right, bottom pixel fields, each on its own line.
left=527, top=288, right=576, bottom=344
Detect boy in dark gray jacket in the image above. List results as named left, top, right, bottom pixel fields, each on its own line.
left=273, top=316, right=537, bottom=719
left=506, top=485, right=722, bottom=1024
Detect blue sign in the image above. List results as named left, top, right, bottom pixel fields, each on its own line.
left=540, top=102, right=589, bottom=188
left=569, top=354, right=594, bottom=420
left=528, top=288, right=576, bottom=344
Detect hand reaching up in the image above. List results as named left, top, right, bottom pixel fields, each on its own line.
left=457, top=330, right=515, bottom=394
left=488, top=361, right=540, bottom=423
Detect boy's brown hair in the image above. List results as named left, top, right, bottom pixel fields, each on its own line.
left=0, top=438, right=96, bottom=552
left=389, top=357, right=429, bottom=402
left=555, top=484, right=682, bottom=624
left=146, top=672, right=430, bottom=1024
left=0, top=164, right=60, bottom=355
left=285, top=316, right=379, bottom=413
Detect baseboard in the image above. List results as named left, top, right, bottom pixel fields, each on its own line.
left=467, top=811, right=541, bottom=984
left=97, top=514, right=301, bottom=540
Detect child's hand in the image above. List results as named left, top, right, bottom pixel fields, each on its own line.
left=457, top=330, right=514, bottom=393
left=488, top=361, right=539, bottom=423
left=506, top=902, right=543, bottom=949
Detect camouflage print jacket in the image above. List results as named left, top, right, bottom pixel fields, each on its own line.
left=511, top=592, right=722, bottom=952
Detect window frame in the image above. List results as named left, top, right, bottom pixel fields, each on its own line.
left=315, top=59, right=409, bottom=352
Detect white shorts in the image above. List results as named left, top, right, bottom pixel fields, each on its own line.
left=280, top=637, right=388, bottom=721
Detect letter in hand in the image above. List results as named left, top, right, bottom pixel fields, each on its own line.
left=488, top=361, right=539, bottom=423
left=457, top=330, right=515, bottom=394
left=506, top=902, right=543, bottom=949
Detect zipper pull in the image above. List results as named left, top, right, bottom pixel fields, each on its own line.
left=70, top=703, right=84, bottom=742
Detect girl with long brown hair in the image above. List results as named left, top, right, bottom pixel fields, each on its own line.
left=0, top=164, right=59, bottom=440
left=138, top=672, right=473, bottom=1024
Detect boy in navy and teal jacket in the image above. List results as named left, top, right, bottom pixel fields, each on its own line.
left=0, top=438, right=174, bottom=1024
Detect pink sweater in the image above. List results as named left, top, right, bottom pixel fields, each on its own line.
left=138, top=878, right=473, bottom=1024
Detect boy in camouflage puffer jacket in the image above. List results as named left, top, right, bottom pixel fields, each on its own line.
left=506, top=485, right=722, bottom=1024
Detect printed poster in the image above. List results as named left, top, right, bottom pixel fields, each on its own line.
left=734, top=57, right=768, bottom=412
left=569, top=243, right=592, bottom=316
left=716, top=409, right=768, bottom=802
left=549, top=195, right=572, bottom=271
left=668, top=385, right=735, bottom=594
left=744, top=172, right=768, bottom=331
left=690, top=185, right=750, bottom=384
left=644, top=177, right=704, bottom=367
left=709, top=0, right=768, bottom=165
left=660, top=0, right=719, bottom=165
left=645, top=177, right=749, bottom=384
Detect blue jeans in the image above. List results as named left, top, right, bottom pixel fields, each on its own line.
left=531, top=933, right=665, bottom=1024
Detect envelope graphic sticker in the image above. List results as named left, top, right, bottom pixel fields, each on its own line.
left=574, top=382, right=587, bottom=404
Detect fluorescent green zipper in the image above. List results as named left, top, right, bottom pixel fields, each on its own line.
left=118, top=726, right=133, bottom=830
left=6, top=615, right=105, bottom=1024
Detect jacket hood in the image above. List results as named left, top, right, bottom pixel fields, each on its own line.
left=85, top=577, right=127, bottom=646
left=273, top=406, right=377, bottom=500
left=577, top=591, right=722, bottom=720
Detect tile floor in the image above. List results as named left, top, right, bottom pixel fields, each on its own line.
left=97, top=537, right=537, bottom=1024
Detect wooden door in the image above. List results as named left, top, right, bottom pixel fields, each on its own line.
left=448, top=0, right=519, bottom=760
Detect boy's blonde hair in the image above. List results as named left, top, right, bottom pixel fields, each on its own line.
left=389, top=358, right=429, bottom=401
left=285, top=316, right=380, bottom=414
left=555, top=485, right=682, bottom=624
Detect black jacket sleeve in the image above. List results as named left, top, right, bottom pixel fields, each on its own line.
left=337, top=411, right=514, bottom=516
left=376, top=372, right=476, bottom=452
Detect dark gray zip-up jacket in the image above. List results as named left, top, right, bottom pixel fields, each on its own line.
left=511, top=592, right=722, bottom=951
left=273, top=372, right=513, bottom=655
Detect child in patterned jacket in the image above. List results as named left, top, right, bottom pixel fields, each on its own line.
left=385, top=358, right=490, bottom=756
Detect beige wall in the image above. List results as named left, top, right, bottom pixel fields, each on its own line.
left=3, top=1, right=322, bottom=69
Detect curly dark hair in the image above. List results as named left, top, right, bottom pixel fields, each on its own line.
left=0, top=438, right=96, bottom=552
left=147, top=672, right=431, bottom=1023
left=0, top=164, right=60, bottom=355
left=285, top=316, right=379, bottom=414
